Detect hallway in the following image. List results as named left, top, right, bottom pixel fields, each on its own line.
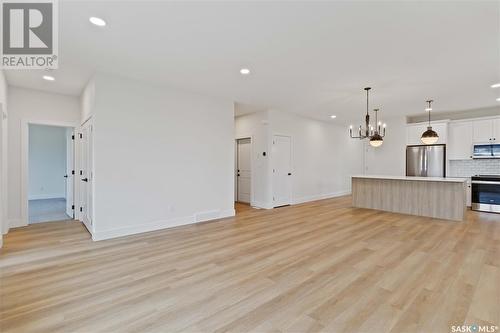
left=28, top=198, right=71, bottom=224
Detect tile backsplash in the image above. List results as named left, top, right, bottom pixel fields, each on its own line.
left=449, top=159, right=500, bottom=178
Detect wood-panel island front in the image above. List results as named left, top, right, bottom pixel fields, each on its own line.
left=352, top=175, right=467, bottom=221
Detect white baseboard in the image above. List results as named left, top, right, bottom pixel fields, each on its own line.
left=28, top=194, right=65, bottom=200
left=195, top=209, right=235, bottom=223
left=92, top=208, right=236, bottom=241
left=81, top=218, right=93, bottom=236
left=2, top=222, right=9, bottom=235
left=8, top=218, right=27, bottom=229
left=291, top=190, right=351, bottom=205
left=251, top=201, right=273, bottom=209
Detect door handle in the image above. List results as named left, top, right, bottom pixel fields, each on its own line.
left=237, top=174, right=240, bottom=177
left=288, top=173, right=292, bottom=176
left=81, top=178, right=88, bottom=182
left=472, top=180, right=500, bottom=185
left=64, top=175, right=68, bottom=178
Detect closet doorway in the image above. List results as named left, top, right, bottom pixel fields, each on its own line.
left=236, top=138, right=252, bottom=204
left=27, top=124, right=75, bottom=224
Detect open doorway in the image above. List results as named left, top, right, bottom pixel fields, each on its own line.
left=28, top=124, right=75, bottom=224
left=235, top=137, right=252, bottom=213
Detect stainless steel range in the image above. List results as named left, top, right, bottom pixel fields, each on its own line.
left=471, top=175, right=500, bottom=213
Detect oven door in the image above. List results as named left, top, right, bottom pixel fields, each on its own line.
left=471, top=180, right=500, bottom=213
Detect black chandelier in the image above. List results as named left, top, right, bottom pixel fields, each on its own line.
left=349, top=87, right=386, bottom=147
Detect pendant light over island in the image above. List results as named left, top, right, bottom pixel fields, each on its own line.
left=420, top=100, right=439, bottom=144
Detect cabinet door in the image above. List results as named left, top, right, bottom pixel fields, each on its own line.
left=493, top=118, right=500, bottom=143
left=448, top=122, right=473, bottom=160
left=432, top=123, right=447, bottom=144
left=472, top=119, right=493, bottom=143
left=407, top=125, right=425, bottom=145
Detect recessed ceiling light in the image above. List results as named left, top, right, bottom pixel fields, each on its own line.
left=240, top=68, right=250, bottom=75
left=89, top=16, right=106, bottom=27
left=491, top=83, right=500, bottom=88
left=43, top=75, right=55, bottom=81
left=330, top=115, right=337, bottom=119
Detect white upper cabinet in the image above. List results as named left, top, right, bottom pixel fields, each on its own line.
left=448, top=121, right=473, bottom=160
left=494, top=118, right=500, bottom=142
left=472, top=119, right=494, bottom=143
left=406, top=125, right=423, bottom=145
left=406, top=122, right=448, bottom=146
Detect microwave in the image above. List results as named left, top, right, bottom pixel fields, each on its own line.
left=472, top=143, right=500, bottom=159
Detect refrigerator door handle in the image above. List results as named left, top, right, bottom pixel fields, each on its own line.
left=420, top=147, right=427, bottom=177
left=424, top=148, right=428, bottom=177
left=406, top=144, right=446, bottom=178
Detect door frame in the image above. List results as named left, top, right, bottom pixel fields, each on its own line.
left=235, top=137, right=252, bottom=204
left=21, top=118, right=79, bottom=227
left=272, top=134, right=293, bottom=207
left=235, top=136, right=253, bottom=205
left=78, top=117, right=94, bottom=234
left=65, top=128, right=75, bottom=217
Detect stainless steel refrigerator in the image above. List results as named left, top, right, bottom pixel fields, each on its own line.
left=406, top=144, right=446, bottom=177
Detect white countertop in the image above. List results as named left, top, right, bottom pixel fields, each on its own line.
left=352, top=175, right=467, bottom=183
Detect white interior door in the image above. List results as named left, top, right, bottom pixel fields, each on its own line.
left=272, top=135, right=292, bottom=207
left=65, top=129, right=74, bottom=217
left=237, top=138, right=251, bottom=203
left=79, top=120, right=93, bottom=230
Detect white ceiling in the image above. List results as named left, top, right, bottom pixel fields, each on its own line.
left=5, top=1, right=500, bottom=123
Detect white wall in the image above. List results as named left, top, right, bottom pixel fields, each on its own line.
left=81, top=78, right=95, bottom=124
left=363, top=116, right=407, bottom=176
left=407, top=106, right=500, bottom=123
left=235, top=109, right=364, bottom=207
left=269, top=110, right=364, bottom=204
left=0, top=71, right=7, bottom=245
left=91, top=74, right=235, bottom=240
left=7, top=87, right=80, bottom=228
left=28, top=124, right=67, bottom=200
left=234, top=111, right=273, bottom=208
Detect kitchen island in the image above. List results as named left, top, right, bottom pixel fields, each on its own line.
left=352, top=175, right=467, bottom=221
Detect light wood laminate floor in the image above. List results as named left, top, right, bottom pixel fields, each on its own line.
left=1, top=196, right=499, bottom=333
